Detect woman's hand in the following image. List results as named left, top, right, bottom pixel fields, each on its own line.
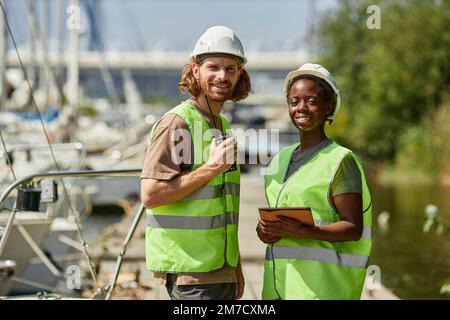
left=259, top=216, right=309, bottom=239
left=256, top=222, right=281, bottom=244
left=257, top=193, right=364, bottom=243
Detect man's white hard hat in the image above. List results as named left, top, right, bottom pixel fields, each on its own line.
left=190, top=26, right=247, bottom=66
left=284, top=63, right=341, bottom=120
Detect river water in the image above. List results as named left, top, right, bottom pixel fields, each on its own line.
left=370, top=182, right=450, bottom=299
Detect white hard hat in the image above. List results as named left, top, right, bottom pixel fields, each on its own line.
left=284, top=63, right=341, bottom=120
left=190, top=26, right=247, bottom=66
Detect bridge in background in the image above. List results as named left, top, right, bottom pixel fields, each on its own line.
left=6, top=50, right=310, bottom=71
left=5, top=50, right=311, bottom=103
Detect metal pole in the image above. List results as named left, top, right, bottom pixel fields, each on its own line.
left=25, top=0, right=62, bottom=106
left=27, top=1, right=36, bottom=86
left=16, top=223, right=62, bottom=276
left=104, top=203, right=145, bottom=300
left=56, top=0, right=66, bottom=105
left=0, top=0, right=6, bottom=106
left=40, top=0, right=50, bottom=107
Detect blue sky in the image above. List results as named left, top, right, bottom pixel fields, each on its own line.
left=6, top=0, right=338, bottom=52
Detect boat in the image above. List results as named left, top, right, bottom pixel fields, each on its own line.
left=0, top=168, right=143, bottom=299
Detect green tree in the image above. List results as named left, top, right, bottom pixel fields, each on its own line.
left=316, top=0, right=450, bottom=162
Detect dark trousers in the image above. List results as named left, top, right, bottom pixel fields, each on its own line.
left=165, top=274, right=236, bottom=300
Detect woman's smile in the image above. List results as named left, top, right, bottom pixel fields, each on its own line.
left=294, top=114, right=313, bottom=125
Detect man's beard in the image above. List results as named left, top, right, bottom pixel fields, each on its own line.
left=199, top=78, right=235, bottom=102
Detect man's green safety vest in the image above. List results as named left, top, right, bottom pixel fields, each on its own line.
left=145, top=102, right=240, bottom=273
left=263, top=141, right=372, bottom=300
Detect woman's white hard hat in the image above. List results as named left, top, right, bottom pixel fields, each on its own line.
left=284, top=63, right=341, bottom=120
left=190, top=26, right=247, bottom=66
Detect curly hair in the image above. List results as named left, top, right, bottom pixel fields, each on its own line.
left=178, top=58, right=252, bottom=102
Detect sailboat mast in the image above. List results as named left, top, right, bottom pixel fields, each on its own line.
left=25, top=0, right=62, bottom=108
left=0, top=0, right=6, bottom=106
left=67, top=0, right=79, bottom=110
left=40, top=0, right=50, bottom=107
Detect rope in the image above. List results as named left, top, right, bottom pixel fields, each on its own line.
left=0, top=129, right=16, bottom=180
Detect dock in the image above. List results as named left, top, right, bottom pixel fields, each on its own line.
left=87, top=170, right=399, bottom=300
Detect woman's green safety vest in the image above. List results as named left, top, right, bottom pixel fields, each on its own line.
left=263, top=141, right=372, bottom=300
left=145, top=102, right=241, bottom=273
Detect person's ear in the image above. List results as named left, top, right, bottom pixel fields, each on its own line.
left=192, top=64, right=200, bottom=80
left=325, top=102, right=334, bottom=117
left=239, top=68, right=243, bottom=75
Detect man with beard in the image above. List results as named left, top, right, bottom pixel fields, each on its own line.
left=141, top=26, right=251, bottom=300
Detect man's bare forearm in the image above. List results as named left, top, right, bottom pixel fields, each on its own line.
left=141, top=163, right=222, bottom=209
left=142, top=137, right=236, bottom=209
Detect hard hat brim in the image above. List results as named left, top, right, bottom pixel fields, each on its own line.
left=284, top=69, right=338, bottom=93
left=190, top=52, right=247, bottom=66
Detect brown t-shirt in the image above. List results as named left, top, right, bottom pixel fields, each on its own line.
left=141, top=100, right=236, bottom=285
left=141, top=100, right=223, bottom=180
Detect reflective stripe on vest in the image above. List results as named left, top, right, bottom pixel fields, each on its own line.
left=314, top=220, right=372, bottom=239
left=265, top=246, right=369, bottom=269
left=147, top=211, right=238, bottom=230
left=183, top=182, right=239, bottom=201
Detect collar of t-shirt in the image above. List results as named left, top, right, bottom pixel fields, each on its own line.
left=284, top=138, right=333, bottom=182
left=185, top=99, right=223, bottom=132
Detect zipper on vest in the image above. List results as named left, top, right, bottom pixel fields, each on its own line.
left=271, top=147, right=296, bottom=300
left=271, top=156, right=295, bottom=300
left=274, top=148, right=297, bottom=208
left=271, top=155, right=307, bottom=300
left=222, top=171, right=229, bottom=266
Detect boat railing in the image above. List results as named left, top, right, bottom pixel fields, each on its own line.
left=0, top=142, right=88, bottom=172
left=0, top=169, right=141, bottom=258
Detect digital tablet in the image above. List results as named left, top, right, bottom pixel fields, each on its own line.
left=258, top=207, right=314, bottom=227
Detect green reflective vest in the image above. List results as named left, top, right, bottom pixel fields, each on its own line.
left=263, top=141, right=372, bottom=300
left=145, top=102, right=241, bottom=273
